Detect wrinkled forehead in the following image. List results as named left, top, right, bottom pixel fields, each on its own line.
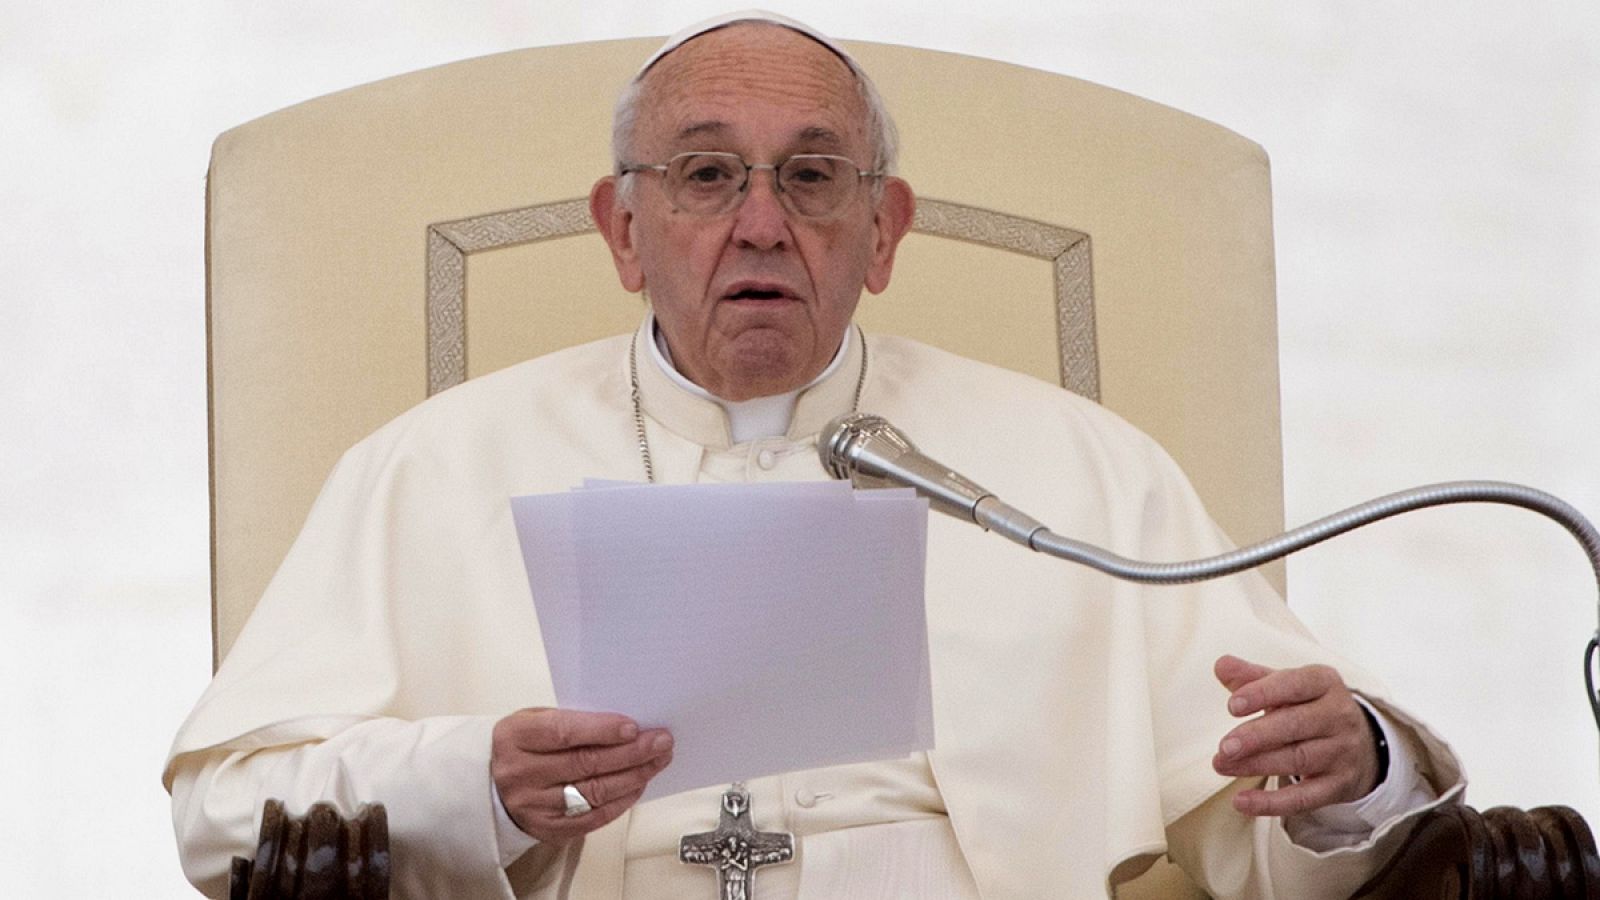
left=633, top=23, right=869, bottom=156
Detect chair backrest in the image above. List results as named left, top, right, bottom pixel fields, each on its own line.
left=207, top=36, right=1285, bottom=669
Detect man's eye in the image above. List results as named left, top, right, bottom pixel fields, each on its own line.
left=786, top=165, right=833, bottom=185
left=683, top=164, right=736, bottom=184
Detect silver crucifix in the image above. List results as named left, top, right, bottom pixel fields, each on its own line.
left=679, top=782, right=795, bottom=900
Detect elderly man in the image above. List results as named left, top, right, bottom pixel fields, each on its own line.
left=167, top=12, right=1462, bottom=899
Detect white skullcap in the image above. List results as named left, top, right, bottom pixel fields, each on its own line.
left=634, top=9, right=862, bottom=80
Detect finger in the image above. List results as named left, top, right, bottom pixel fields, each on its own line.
left=504, top=708, right=641, bottom=752
left=1232, top=773, right=1357, bottom=818
left=1212, top=735, right=1344, bottom=780
left=560, top=729, right=675, bottom=783
left=498, top=735, right=671, bottom=817
left=564, top=750, right=673, bottom=810
left=1214, top=655, right=1275, bottom=694
left=1227, top=664, right=1341, bottom=717
left=535, top=786, right=648, bottom=845
left=493, top=729, right=672, bottom=820
left=1217, top=697, right=1345, bottom=761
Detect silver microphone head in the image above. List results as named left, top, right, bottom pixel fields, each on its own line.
left=819, top=413, right=911, bottom=487
left=819, top=413, right=994, bottom=521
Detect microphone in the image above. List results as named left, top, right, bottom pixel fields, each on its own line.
left=818, top=413, right=1048, bottom=545
left=818, top=411, right=1600, bottom=732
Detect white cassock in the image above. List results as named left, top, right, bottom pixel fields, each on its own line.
left=167, top=317, right=1464, bottom=899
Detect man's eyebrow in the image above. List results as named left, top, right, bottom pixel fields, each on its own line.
left=669, top=122, right=849, bottom=151
left=675, top=120, right=729, bottom=142
left=796, top=126, right=846, bottom=149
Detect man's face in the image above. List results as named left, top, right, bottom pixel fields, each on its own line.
left=591, top=24, right=914, bottom=402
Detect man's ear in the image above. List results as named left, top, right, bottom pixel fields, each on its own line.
left=864, top=177, right=916, bottom=295
left=590, top=176, right=645, bottom=292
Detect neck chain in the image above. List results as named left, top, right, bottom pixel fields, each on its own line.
left=628, top=327, right=869, bottom=484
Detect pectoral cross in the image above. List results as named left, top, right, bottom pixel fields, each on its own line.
left=679, top=783, right=795, bottom=900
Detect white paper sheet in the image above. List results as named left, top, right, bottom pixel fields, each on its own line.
left=511, top=480, right=933, bottom=799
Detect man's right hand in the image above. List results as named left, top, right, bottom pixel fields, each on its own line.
left=491, top=708, right=673, bottom=844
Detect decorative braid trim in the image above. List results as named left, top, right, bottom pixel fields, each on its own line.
left=426, top=197, right=1098, bottom=400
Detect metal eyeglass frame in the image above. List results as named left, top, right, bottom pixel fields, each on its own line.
left=618, top=151, right=883, bottom=219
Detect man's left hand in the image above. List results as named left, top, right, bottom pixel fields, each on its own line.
left=1211, top=654, right=1380, bottom=817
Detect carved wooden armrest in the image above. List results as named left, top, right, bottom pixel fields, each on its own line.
left=1352, top=804, right=1599, bottom=899
left=228, top=799, right=389, bottom=900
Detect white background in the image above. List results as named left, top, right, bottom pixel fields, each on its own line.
left=3, top=1, right=1597, bottom=895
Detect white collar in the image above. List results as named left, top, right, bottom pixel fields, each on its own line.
left=647, top=314, right=852, bottom=444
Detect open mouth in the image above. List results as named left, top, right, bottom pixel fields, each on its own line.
left=727, top=288, right=788, bottom=301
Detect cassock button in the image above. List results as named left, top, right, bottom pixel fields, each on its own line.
left=793, top=789, right=832, bottom=808
left=756, top=449, right=778, bottom=470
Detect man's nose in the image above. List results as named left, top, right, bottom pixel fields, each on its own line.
left=730, top=167, right=791, bottom=250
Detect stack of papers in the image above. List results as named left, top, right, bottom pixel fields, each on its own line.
left=511, top=479, right=933, bottom=799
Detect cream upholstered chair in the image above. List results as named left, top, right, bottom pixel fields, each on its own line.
left=207, top=37, right=1286, bottom=898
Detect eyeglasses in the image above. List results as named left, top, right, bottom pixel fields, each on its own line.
left=619, top=152, right=882, bottom=219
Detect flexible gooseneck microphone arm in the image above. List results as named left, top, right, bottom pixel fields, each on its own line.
left=819, top=412, right=1600, bottom=732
